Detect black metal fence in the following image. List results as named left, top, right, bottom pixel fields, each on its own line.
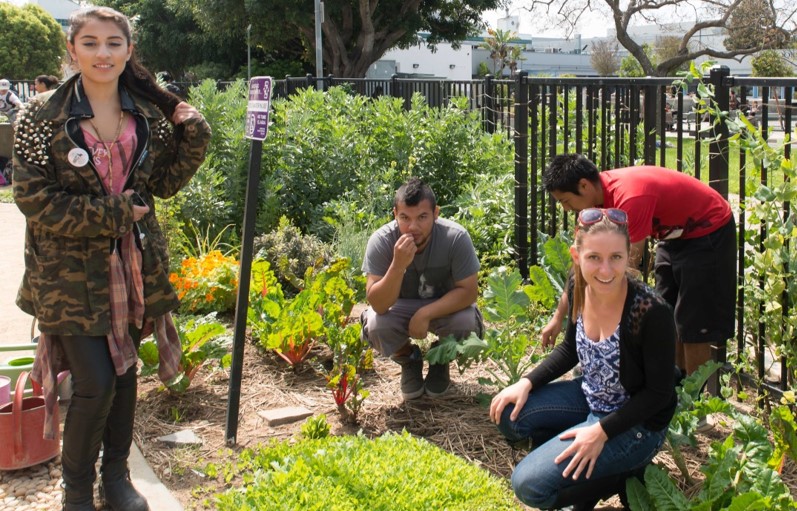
left=508, top=69, right=797, bottom=399
left=280, top=70, right=797, bottom=399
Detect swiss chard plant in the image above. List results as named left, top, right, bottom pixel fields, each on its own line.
left=628, top=404, right=796, bottom=510
left=323, top=323, right=372, bottom=423
left=247, top=258, right=357, bottom=369
left=139, top=313, right=231, bottom=393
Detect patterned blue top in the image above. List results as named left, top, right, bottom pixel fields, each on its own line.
left=576, top=315, right=630, bottom=413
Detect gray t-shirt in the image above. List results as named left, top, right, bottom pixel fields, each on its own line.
left=362, top=217, right=480, bottom=300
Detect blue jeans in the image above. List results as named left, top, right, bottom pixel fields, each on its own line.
left=497, top=379, right=666, bottom=509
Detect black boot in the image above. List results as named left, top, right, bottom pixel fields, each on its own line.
left=62, top=483, right=96, bottom=511
left=99, top=365, right=149, bottom=511
left=99, top=471, right=149, bottom=511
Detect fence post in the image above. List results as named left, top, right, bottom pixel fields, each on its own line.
left=643, top=84, right=657, bottom=164
left=484, top=75, right=495, bottom=134
left=325, top=74, right=334, bottom=91
left=514, top=71, right=529, bottom=279
left=306, top=73, right=316, bottom=91
left=705, top=65, right=731, bottom=397
left=709, top=65, right=731, bottom=199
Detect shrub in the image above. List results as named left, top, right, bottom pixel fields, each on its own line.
left=253, top=216, right=334, bottom=296
left=207, top=431, right=522, bottom=510
left=262, top=87, right=513, bottom=238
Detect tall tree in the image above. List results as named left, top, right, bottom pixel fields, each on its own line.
left=724, top=0, right=791, bottom=51
left=189, top=0, right=501, bottom=78
left=0, top=3, right=64, bottom=78
left=517, top=0, right=797, bottom=76
left=100, top=0, right=248, bottom=79
left=590, top=39, right=620, bottom=76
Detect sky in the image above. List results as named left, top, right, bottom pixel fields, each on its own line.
left=483, top=2, right=611, bottom=40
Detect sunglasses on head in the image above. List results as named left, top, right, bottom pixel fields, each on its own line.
left=577, top=208, right=628, bottom=228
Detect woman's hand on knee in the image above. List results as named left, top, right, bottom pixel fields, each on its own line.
left=489, top=378, right=532, bottom=424
left=555, top=423, right=608, bottom=480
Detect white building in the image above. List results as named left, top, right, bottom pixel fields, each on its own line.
left=368, top=41, right=474, bottom=81
left=367, top=18, right=763, bottom=79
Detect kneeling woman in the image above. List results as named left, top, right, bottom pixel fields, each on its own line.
left=489, top=209, right=677, bottom=509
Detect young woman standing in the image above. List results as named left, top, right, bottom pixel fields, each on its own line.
left=489, top=209, right=677, bottom=510
left=13, top=6, right=211, bottom=511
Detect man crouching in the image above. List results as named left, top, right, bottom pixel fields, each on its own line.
left=360, top=178, right=483, bottom=399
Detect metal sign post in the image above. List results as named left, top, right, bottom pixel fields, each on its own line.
left=225, top=76, right=273, bottom=445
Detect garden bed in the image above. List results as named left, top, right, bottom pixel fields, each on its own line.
left=133, top=338, right=797, bottom=510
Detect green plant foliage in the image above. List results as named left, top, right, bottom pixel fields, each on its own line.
left=450, top=170, right=516, bottom=269
left=527, top=235, right=572, bottom=309
left=426, top=267, right=543, bottom=392
left=0, top=3, right=64, bottom=78
left=300, top=414, right=331, bottom=440
left=770, top=392, right=797, bottom=474
left=247, top=258, right=356, bottom=368
left=261, top=87, right=512, bottom=238
left=253, top=216, right=334, bottom=296
left=324, top=323, right=371, bottom=423
left=167, top=79, right=250, bottom=254
left=139, top=313, right=231, bottom=393
left=629, top=361, right=796, bottom=509
left=207, top=431, right=522, bottom=510
left=178, top=82, right=512, bottom=275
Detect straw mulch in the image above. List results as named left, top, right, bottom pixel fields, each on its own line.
left=134, top=339, right=797, bottom=511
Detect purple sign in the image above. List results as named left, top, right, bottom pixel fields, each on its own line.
left=245, top=77, right=273, bottom=141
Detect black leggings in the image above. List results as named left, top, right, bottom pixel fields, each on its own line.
left=58, top=332, right=140, bottom=488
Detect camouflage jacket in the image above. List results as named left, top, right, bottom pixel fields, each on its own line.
left=12, top=75, right=212, bottom=335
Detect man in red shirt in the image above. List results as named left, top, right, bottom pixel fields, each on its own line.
left=541, top=154, right=736, bottom=375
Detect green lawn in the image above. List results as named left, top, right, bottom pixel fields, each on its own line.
left=660, top=137, right=786, bottom=196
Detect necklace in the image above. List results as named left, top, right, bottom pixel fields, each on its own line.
left=87, top=110, right=125, bottom=192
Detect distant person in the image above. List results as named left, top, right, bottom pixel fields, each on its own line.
left=159, top=71, right=185, bottom=99
left=33, top=75, right=60, bottom=94
left=360, top=178, right=483, bottom=399
left=540, top=154, right=736, bottom=378
left=0, top=79, right=22, bottom=123
left=729, top=90, right=739, bottom=111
